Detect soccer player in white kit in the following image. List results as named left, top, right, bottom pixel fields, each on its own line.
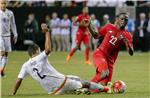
left=12, top=23, right=111, bottom=95
left=0, top=0, right=18, bottom=76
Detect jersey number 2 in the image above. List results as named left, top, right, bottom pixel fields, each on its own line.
left=109, top=35, right=117, bottom=45
left=33, top=68, right=46, bottom=79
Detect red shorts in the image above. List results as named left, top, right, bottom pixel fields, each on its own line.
left=92, top=49, right=114, bottom=82
left=75, top=29, right=89, bottom=46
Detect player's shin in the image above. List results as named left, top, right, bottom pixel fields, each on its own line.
left=85, top=47, right=89, bottom=61
left=1, top=56, right=8, bottom=71
left=0, top=56, right=3, bottom=72
left=89, top=82, right=111, bottom=93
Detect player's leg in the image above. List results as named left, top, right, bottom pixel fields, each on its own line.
left=1, top=52, right=8, bottom=76
left=0, top=37, right=11, bottom=77
left=66, top=32, right=82, bottom=62
left=91, top=52, right=109, bottom=83
left=0, top=36, right=5, bottom=75
left=83, top=34, right=91, bottom=65
left=81, top=80, right=111, bottom=93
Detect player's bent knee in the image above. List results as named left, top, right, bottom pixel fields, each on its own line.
left=81, top=80, right=90, bottom=88
left=100, top=69, right=109, bottom=80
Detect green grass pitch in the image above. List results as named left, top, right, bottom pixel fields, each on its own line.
left=1, top=51, right=150, bottom=98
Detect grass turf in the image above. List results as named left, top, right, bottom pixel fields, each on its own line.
left=1, top=51, right=150, bottom=98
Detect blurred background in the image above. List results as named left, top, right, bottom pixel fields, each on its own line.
left=8, top=0, right=150, bottom=52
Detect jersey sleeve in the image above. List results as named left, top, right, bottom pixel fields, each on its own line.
left=35, top=51, right=49, bottom=62
left=10, top=11, right=18, bottom=37
left=98, top=24, right=109, bottom=36
left=18, top=64, right=28, bottom=79
left=76, top=15, right=81, bottom=22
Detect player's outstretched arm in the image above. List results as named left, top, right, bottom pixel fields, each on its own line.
left=12, top=78, right=23, bottom=95
left=123, top=38, right=134, bottom=56
left=41, top=23, right=51, bottom=55
left=88, top=21, right=100, bottom=39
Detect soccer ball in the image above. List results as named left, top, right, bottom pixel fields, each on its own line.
left=112, top=80, right=126, bottom=93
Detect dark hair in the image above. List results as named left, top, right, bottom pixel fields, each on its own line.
left=116, top=12, right=127, bottom=18
left=28, top=44, right=39, bottom=57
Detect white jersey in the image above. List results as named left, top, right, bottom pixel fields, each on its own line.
left=60, top=19, right=71, bottom=35
left=50, top=18, right=60, bottom=35
left=0, top=9, right=17, bottom=37
left=18, top=51, right=66, bottom=93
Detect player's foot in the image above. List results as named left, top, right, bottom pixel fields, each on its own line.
left=66, top=55, right=72, bottom=63
left=1, top=71, right=6, bottom=77
left=105, top=82, right=113, bottom=93
left=103, top=86, right=112, bottom=93
left=84, top=60, right=92, bottom=65
left=75, top=88, right=91, bottom=95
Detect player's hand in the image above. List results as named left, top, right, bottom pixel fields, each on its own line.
left=41, top=23, right=49, bottom=33
left=13, top=36, right=17, bottom=44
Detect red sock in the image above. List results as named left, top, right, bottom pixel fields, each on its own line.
left=85, top=47, right=90, bottom=61
left=99, top=78, right=109, bottom=85
left=69, top=48, right=76, bottom=56
left=91, top=72, right=101, bottom=83
left=103, top=87, right=109, bottom=92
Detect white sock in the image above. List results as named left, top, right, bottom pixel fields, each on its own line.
left=89, top=82, right=104, bottom=91
left=0, top=56, right=3, bottom=68
left=1, top=57, right=8, bottom=68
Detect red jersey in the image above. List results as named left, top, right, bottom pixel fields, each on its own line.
left=97, top=23, right=133, bottom=63
left=76, top=14, right=90, bottom=31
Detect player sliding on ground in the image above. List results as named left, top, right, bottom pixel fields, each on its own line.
left=12, top=23, right=111, bottom=95
left=89, top=13, right=134, bottom=87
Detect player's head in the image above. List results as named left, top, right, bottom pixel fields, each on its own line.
left=82, top=7, right=89, bottom=14
left=0, top=0, right=7, bottom=11
left=28, top=44, right=40, bottom=57
left=115, top=13, right=128, bottom=29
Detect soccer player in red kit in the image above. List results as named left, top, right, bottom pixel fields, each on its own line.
left=66, top=7, right=92, bottom=65
left=88, top=13, right=134, bottom=85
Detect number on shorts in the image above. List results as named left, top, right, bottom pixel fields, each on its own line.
left=109, top=35, right=117, bottom=45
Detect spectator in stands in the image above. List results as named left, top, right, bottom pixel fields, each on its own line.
left=90, top=14, right=100, bottom=50
left=71, top=16, right=79, bottom=49
left=125, top=12, right=135, bottom=35
left=50, top=12, right=61, bottom=51
left=45, top=14, right=51, bottom=28
left=60, top=14, right=71, bottom=51
left=136, top=13, right=148, bottom=52
left=24, top=13, right=39, bottom=44
left=97, top=14, right=110, bottom=46
left=101, top=14, right=110, bottom=26
left=147, top=12, right=150, bottom=50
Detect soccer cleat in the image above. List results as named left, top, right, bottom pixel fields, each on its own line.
left=75, top=88, right=91, bottom=95
left=106, top=82, right=113, bottom=93
left=1, top=71, right=6, bottom=77
left=84, top=60, right=92, bottom=65
left=66, top=55, right=72, bottom=63
left=104, top=86, right=112, bottom=94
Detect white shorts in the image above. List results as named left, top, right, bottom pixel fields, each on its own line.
left=55, top=75, right=82, bottom=95
left=0, top=36, right=12, bottom=52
